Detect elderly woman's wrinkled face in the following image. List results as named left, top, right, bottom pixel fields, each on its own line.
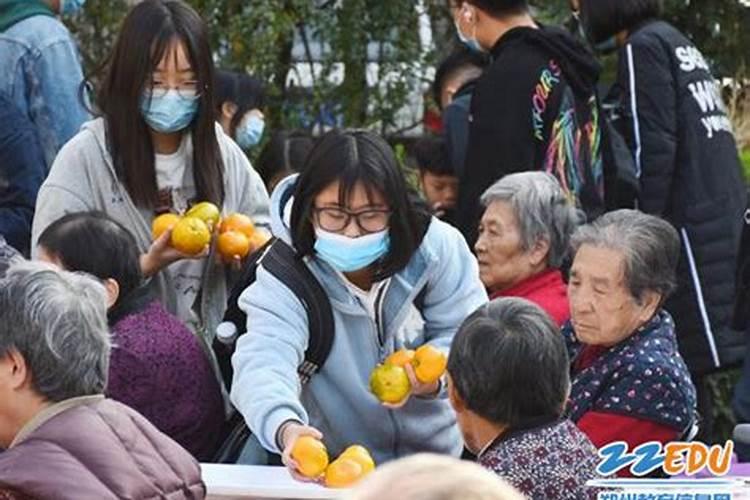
left=568, top=245, right=657, bottom=347
left=475, top=201, right=547, bottom=293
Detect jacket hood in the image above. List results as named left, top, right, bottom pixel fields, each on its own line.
left=493, top=25, right=601, bottom=98
left=269, top=173, right=298, bottom=245
left=0, top=0, right=53, bottom=32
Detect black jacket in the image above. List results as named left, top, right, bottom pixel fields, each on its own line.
left=457, top=25, right=607, bottom=244
left=615, top=20, right=747, bottom=374
left=0, top=93, right=46, bottom=256
left=443, top=79, right=475, bottom=181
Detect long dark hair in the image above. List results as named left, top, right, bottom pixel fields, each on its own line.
left=290, top=129, right=431, bottom=281
left=96, top=0, right=224, bottom=208
left=214, top=70, right=266, bottom=138
left=579, top=0, right=662, bottom=43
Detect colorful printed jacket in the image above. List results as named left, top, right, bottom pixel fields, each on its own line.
left=458, top=25, right=607, bottom=244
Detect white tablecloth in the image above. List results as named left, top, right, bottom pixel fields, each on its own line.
left=201, top=464, right=345, bottom=500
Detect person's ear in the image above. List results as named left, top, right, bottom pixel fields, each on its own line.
left=103, top=279, right=120, bottom=309
left=221, top=101, right=238, bottom=122
left=636, top=290, right=662, bottom=324
left=446, top=374, right=465, bottom=412
left=2, top=349, right=29, bottom=391
left=463, top=3, right=478, bottom=24
left=527, top=238, right=551, bottom=268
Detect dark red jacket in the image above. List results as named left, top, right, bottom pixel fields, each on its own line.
left=491, top=268, right=569, bottom=326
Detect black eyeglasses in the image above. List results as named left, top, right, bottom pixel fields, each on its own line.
left=313, top=207, right=392, bottom=233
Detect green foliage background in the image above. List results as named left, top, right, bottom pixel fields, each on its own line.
left=66, top=0, right=750, bottom=134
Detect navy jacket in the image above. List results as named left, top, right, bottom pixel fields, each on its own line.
left=0, top=93, right=46, bottom=255
left=615, top=20, right=747, bottom=373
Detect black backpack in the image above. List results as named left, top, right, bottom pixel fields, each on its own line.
left=601, top=109, right=640, bottom=211
left=213, top=238, right=335, bottom=392
left=211, top=238, right=335, bottom=463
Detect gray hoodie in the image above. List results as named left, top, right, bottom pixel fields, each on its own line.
left=31, top=118, right=270, bottom=343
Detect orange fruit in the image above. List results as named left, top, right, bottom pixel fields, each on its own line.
left=186, top=202, right=221, bottom=231
left=413, top=345, right=447, bottom=384
left=384, top=349, right=416, bottom=368
left=248, top=230, right=272, bottom=252
left=152, top=213, right=181, bottom=240
left=217, top=231, right=251, bottom=261
left=220, top=213, right=255, bottom=239
left=170, top=217, right=211, bottom=255
left=369, top=364, right=410, bottom=404
left=291, top=436, right=329, bottom=478
left=340, top=445, right=375, bottom=475
left=324, top=457, right=364, bottom=488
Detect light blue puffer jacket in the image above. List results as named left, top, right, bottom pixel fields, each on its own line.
left=230, top=175, right=487, bottom=464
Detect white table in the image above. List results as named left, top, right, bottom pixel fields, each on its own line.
left=201, top=464, right=345, bottom=500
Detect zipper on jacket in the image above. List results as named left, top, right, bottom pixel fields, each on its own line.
left=388, top=409, right=400, bottom=458
left=374, top=281, right=390, bottom=347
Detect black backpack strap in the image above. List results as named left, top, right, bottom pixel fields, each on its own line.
left=260, top=240, right=335, bottom=384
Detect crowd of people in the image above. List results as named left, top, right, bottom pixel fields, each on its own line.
left=0, top=0, right=748, bottom=498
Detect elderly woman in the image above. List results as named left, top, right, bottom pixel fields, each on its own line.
left=565, top=210, right=697, bottom=457
left=447, top=298, right=604, bottom=499
left=476, top=172, right=581, bottom=326
left=0, top=261, right=204, bottom=498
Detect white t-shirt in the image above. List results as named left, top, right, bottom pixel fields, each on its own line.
left=155, top=137, right=193, bottom=213
left=153, top=135, right=203, bottom=332
left=340, top=274, right=391, bottom=320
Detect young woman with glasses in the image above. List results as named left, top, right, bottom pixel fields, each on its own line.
left=230, top=129, right=487, bottom=473
left=31, top=0, right=270, bottom=340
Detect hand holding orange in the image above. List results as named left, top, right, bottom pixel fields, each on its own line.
left=412, top=345, right=447, bottom=384
left=290, top=436, right=329, bottom=479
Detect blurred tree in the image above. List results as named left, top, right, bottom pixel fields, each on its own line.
left=65, top=0, right=430, bottom=135
left=64, top=0, right=748, bottom=132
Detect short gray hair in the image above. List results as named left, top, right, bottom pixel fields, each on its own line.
left=481, top=172, right=582, bottom=268
left=571, top=210, right=680, bottom=302
left=0, top=261, right=111, bottom=402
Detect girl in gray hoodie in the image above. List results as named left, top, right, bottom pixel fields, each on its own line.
left=31, top=0, right=270, bottom=342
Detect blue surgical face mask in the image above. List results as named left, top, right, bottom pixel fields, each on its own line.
left=60, top=0, right=86, bottom=15
left=236, top=114, right=265, bottom=149
left=140, top=89, right=199, bottom=134
left=454, top=19, right=484, bottom=54
left=314, top=228, right=390, bottom=273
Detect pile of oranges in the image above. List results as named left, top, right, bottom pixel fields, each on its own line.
left=291, top=437, right=375, bottom=488
left=151, top=202, right=270, bottom=261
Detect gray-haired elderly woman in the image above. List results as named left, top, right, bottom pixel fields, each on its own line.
left=0, top=261, right=204, bottom=498
left=476, top=171, right=581, bottom=325
left=564, top=210, right=697, bottom=464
